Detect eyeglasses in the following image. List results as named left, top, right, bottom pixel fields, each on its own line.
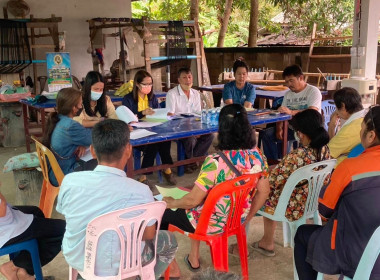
left=140, top=83, right=153, bottom=88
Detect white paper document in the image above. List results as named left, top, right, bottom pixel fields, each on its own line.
left=79, top=147, right=93, bottom=162
left=130, top=129, right=157, bottom=140
left=131, top=121, right=162, bottom=128
left=145, top=108, right=170, bottom=120
left=116, top=106, right=138, bottom=124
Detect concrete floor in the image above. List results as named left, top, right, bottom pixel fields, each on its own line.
left=0, top=144, right=338, bottom=280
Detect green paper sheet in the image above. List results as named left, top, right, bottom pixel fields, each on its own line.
left=155, top=185, right=189, bottom=210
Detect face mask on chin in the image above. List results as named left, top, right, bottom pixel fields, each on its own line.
left=181, top=84, right=192, bottom=91
left=75, top=107, right=83, bottom=117
left=91, top=91, right=102, bottom=101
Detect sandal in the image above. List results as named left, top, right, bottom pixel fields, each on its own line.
left=228, top=243, right=251, bottom=260
left=184, top=254, right=200, bottom=272
left=250, top=241, right=275, bottom=257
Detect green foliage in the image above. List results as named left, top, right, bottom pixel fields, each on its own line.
left=132, top=0, right=353, bottom=47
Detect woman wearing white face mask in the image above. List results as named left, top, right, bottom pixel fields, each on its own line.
left=122, top=70, right=177, bottom=188
left=74, top=71, right=118, bottom=128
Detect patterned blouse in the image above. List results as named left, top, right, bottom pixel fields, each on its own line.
left=186, top=148, right=269, bottom=234
left=264, top=145, right=330, bottom=221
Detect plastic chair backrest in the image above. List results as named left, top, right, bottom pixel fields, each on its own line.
left=273, top=159, right=336, bottom=219
left=317, top=226, right=380, bottom=280
left=81, top=201, right=166, bottom=280
left=349, top=225, right=380, bottom=280
left=32, top=136, right=64, bottom=218
left=32, top=136, right=64, bottom=186
left=194, top=173, right=261, bottom=236
left=321, top=100, right=336, bottom=129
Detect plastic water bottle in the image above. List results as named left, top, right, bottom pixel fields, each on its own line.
left=201, top=109, right=207, bottom=123
left=215, top=107, right=221, bottom=125
left=212, top=109, right=218, bottom=126
left=206, top=109, right=212, bottom=125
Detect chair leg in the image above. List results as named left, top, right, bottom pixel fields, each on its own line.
left=164, top=266, right=170, bottom=280
left=69, top=266, right=78, bottom=280
left=28, top=240, right=43, bottom=280
left=282, top=222, right=291, bottom=247
left=208, top=238, right=229, bottom=272
left=236, top=227, right=249, bottom=280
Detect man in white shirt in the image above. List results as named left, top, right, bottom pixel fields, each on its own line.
left=57, top=119, right=178, bottom=278
left=166, top=67, right=214, bottom=173
left=262, top=65, right=322, bottom=160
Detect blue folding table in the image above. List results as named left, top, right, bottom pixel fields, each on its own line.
left=127, top=111, right=292, bottom=178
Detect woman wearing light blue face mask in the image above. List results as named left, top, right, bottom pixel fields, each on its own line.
left=74, top=71, right=118, bottom=127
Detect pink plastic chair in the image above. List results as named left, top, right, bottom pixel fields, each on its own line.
left=69, top=201, right=166, bottom=280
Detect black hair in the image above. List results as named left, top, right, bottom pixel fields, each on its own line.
left=282, top=64, right=303, bottom=79
left=216, top=104, right=256, bottom=150
left=82, top=71, right=107, bottom=117
left=232, top=59, right=249, bottom=74
left=92, top=119, right=130, bottom=162
left=363, top=106, right=380, bottom=140
left=291, top=109, right=329, bottom=160
left=42, top=88, right=82, bottom=148
left=178, top=67, right=192, bottom=77
left=132, top=70, right=154, bottom=102
left=333, top=87, right=363, bottom=114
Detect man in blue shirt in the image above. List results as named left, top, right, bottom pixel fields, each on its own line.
left=222, top=59, right=256, bottom=108
left=57, top=119, right=178, bottom=278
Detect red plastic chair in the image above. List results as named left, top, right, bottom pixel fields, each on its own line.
left=165, top=173, right=261, bottom=280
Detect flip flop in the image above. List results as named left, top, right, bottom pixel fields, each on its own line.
left=250, top=241, right=275, bottom=257
left=184, top=254, right=200, bottom=272
left=228, top=243, right=251, bottom=260
left=159, top=277, right=180, bottom=280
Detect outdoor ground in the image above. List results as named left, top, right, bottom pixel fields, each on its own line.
left=0, top=144, right=338, bottom=280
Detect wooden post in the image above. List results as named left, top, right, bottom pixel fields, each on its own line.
left=306, top=22, right=317, bottom=76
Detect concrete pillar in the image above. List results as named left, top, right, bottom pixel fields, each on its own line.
left=351, top=0, right=380, bottom=79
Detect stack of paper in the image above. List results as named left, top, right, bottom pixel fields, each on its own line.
left=145, top=108, right=170, bottom=120
left=116, top=106, right=138, bottom=123
left=130, top=129, right=157, bottom=140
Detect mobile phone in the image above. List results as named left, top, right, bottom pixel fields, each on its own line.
left=181, top=113, right=194, bottom=117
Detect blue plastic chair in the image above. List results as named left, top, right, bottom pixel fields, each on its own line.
left=316, top=225, right=380, bottom=280
left=321, top=100, right=336, bottom=130
left=0, top=239, right=43, bottom=280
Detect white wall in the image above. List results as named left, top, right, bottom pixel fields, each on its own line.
left=1, top=0, right=131, bottom=80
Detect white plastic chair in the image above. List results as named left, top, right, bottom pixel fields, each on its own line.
left=258, top=159, right=336, bottom=280
left=69, top=201, right=166, bottom=280
left=321, top=100, right=336, bottom=130
left=317, top=225, right=380, bottom=280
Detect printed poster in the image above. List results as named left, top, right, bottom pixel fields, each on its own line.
left=46, top=52, right=72, bottom=92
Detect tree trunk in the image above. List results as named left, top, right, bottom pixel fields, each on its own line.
left=248, top=0, right=259, bottom=47
left=190, top=0, right=199, bottom=22
left=217, top=0, right=234, bottom=47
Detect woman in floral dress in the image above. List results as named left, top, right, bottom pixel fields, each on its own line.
left=160, top=104, right=270, bottom=273
left=252, top=109, right=330, bottom=257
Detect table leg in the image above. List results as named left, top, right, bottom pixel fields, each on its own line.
left=282, top=120, right=288, bottom=157
left=40, top=108, right=46, bottom=135
left=22, top=103, right=31, bottom=152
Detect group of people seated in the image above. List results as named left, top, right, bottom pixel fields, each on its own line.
left=1, top=61, right=379, bottom=280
